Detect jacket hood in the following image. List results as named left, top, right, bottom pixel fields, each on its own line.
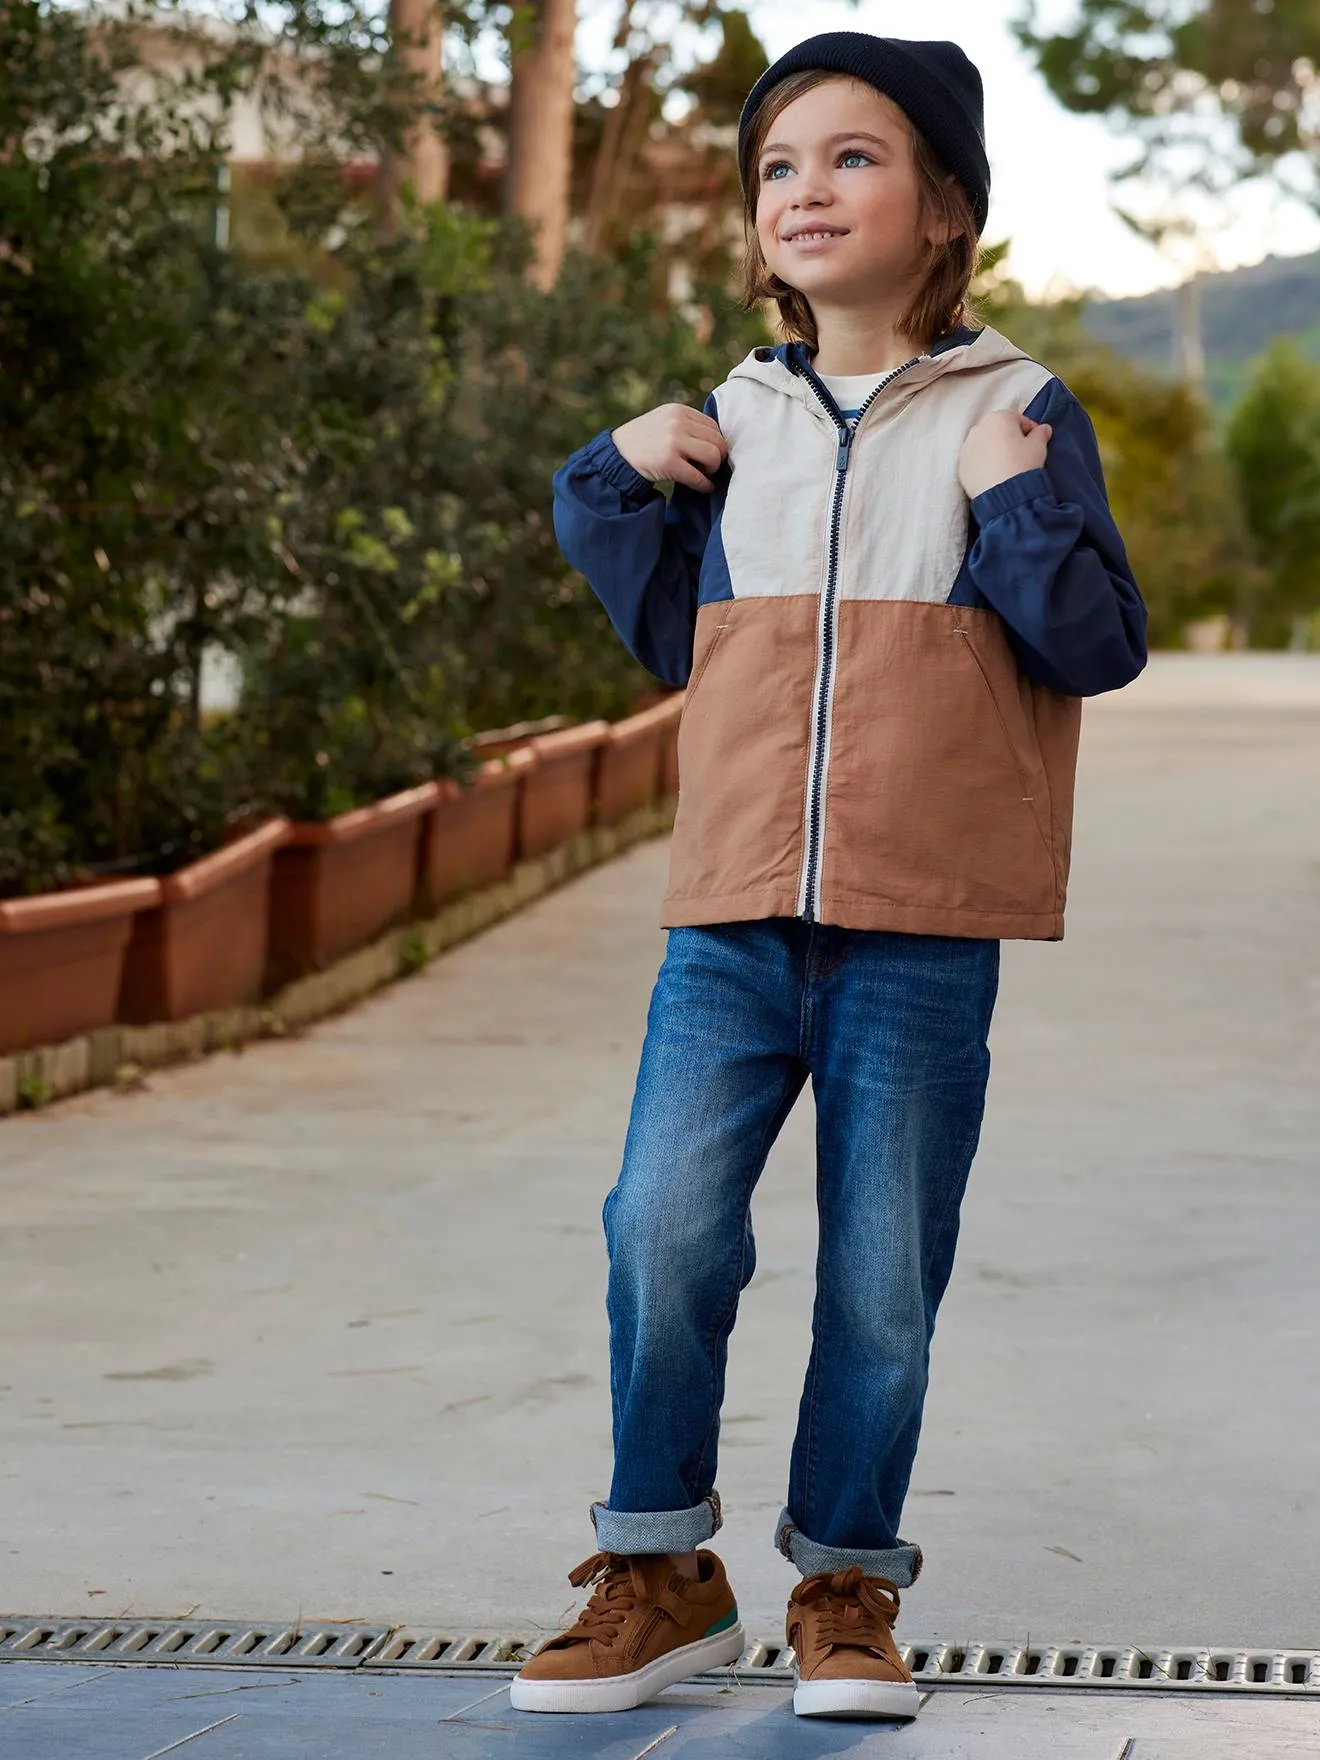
left=726, top=324, right=1034, bottom=418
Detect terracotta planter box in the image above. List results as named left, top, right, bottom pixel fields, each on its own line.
left=266, top=782, right=439, bottom=987
left=518, top=721, right=610, bottom=860
left=418, top=750, right=536, bottom=912
left=118, top=819, right=293, bottom=1025
left=0, top=876, right=162, bottom=1055
left=467, top=715, right=571, bottom=762
left=595, top=701, right=677, bottom=827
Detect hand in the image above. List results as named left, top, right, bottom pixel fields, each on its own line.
left=958, top=408, right=1052, bottom=501
left=612, top=403, right=729, bottom=493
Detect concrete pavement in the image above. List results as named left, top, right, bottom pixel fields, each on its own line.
left=1, top=656, right=1318, bottom=1750
left=4, top=1660, right=1320, bottom=1758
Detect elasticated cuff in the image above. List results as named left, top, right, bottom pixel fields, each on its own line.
left=582, top=429, right=661, bottom=506
left=969, top=466, right=1051, bottom=523
left=775, top=1507, right=923, bottom=1587
left=590, top=1491, right=722, bottom=1555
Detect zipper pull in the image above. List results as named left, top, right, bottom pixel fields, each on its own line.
left=835, top=425, right=853, bottom=473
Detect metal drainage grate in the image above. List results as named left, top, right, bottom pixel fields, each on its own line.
left=0, top=1619, right=391, bottom=1669
left=312, top=1632, right=1320, bottom=1694
left=367, top=1633, right=529, bottom=1669
left=2, top=1621, right=1318, bottom=1694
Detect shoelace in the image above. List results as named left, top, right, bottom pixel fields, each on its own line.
left=789, top=1565, right=901, bottom=1652
left=558, top=1551, right=694, bottom=1648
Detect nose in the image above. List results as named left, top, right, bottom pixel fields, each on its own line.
left=789, top=160, right=835, bottom=209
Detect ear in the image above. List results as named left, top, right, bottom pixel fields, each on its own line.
left=925, top=177, right=964, bottom=250
left=925, top=217, right=963, bottom=251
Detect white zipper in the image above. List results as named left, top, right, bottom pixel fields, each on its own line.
left=792, top=352, right=923, bottom=921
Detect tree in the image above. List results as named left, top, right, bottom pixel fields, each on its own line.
left=0, top=0, right=487, bottom=887
left=376, top=0, right=452, bottom=225
left=0, top=0, right=769, bottom=892
left=580, top=1, right=654, bottom=255
left=1013, top=0, right=1320, bottom=210
left=561, top=1, right=771, bottom=310
left=503, top=0, right=579, bottom=289
left=498, top=0, right=761, bottom=290
left=1225, top=340, right=1320, bottom=645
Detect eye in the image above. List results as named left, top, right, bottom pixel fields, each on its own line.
left=760, top=149, right=873, bottom=182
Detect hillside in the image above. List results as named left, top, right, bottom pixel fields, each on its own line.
left=1079, top=249, right=1320, bottom=411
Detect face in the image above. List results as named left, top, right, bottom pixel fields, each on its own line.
left=753, top=77, right=950, bottom=308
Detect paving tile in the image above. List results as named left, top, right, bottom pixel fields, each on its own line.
left=3, top=1666, right=1319, bottom=1759
left=0, top=1662, right=108, bottom=1710
left=1128, top=1744, right=1317, bottom=1760
left=0, top=1705, right=248, bottom=1760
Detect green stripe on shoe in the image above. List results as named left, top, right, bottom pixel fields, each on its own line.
left=703, top=1608, right=739, bottom=1637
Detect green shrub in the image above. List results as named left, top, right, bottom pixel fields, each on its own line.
left=0, top=0, right=765, bottom=893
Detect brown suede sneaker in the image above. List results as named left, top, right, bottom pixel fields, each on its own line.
left=786, top=1566, right=920, bottom=1719
left=510, top=1549, right=744, bottom=1714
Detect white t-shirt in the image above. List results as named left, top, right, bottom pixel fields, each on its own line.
left=814, top=370, right=886, bottom=425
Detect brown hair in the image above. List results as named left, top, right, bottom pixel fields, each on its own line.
left=738, top=70, right=983, bottom=356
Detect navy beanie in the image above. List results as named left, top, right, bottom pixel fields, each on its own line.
left=737, top=32, right=990, bottom=235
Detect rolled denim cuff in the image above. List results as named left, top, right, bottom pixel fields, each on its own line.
left=775, top=1507, right=923, bottom=1587
left=590, top=1491, right=722, bottom=1555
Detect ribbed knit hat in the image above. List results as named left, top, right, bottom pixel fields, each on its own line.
left=737, top=32, right=990, bottom=234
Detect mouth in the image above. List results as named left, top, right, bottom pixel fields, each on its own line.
left=783, top=227, right=849, bottom=248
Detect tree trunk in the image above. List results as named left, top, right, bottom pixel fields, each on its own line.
left=503, top=0, right=577, bottom=290
left=582, top=0, right=639, bottom=253
left=376, top=0, right=449, bottom=230
left=584, top=61, right=656, bottom=252
left=1173, top=275, right=1205, bottom=389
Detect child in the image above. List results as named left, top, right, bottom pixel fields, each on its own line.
left=512, top=30, right=1146, bottom=1722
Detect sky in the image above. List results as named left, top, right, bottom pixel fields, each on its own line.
left=562, top=0, right=1320, bottom=302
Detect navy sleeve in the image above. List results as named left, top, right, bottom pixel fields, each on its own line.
left=550, top=392, right=722, bottom=688
left=965, top=376, right=1148, bottom=697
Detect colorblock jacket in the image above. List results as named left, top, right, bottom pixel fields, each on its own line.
left=552, top=324, right=1148, bottom=940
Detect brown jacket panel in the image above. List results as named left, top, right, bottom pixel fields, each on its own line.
left=660, top=600, right=1082, bottom=940
left=821, top=603, right=1075, bottom=936
left=662, top=597, right=815, bottom=919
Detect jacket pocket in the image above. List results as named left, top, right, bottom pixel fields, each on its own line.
left=951, top=613, right=1055, bottom=868
left=683, top=612, right=729, bottom=706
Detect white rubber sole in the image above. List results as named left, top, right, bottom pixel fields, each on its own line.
left=792, top=1675, right=921, bottom=1720
left=509, top=1620, right=746, bottom=1714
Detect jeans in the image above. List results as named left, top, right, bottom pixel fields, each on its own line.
left=590, top=919, right=999, bottom=1586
